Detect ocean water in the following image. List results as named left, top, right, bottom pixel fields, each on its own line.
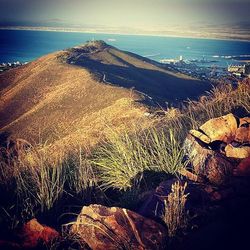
left=0, top=29, right=250, bottom=67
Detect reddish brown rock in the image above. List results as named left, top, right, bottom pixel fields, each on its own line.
left=208, top=188, right=235, bottom=201
left=234, top=157, right=250, bottom=176
left=18, top=218, right=59, bottom=249
left=71, top=204, right=167, bottom=250
left=198, top=113, right=238, bottom=144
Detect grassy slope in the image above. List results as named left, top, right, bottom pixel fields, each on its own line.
left=0, top=51, right=148, bottom=153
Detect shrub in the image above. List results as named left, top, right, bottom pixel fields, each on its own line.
left=184, top=82, right=250, bottom=128
left=92, top=128, right=188, bottom=190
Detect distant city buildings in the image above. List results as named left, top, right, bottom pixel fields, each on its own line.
left=0, top=61, right=27, bottom=72
left=228, top=63, right=250, bottom=77
left=160, top=55, right=184, bottom=65
left=159, top=54, right=250, bottom=83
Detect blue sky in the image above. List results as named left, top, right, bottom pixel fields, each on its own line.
left=0, top=0, right=249, bottom=29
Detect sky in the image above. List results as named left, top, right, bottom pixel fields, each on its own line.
left=0, top=0, right=249, bottom=30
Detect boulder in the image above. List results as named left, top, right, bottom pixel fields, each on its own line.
left=204, top=154, right=234, bottom=185
left=184, top=134, right=235, bottom=185
left=192, top=113, right=238, bottom=144
left=225, top=144, right=250, bottom=159
left=70, top=204, right=167, bottom=250
left=17, top=218, right=59, bottom=249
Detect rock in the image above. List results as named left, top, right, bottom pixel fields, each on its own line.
left=70, top=204, right=167, bottom=250
left=197, top=113, right=238, bottom=144
left=208, top=187, right=235, bottom=201
left=204, top=154, right=234, bottom=185
left=189, top=130, right=211, bottom=144
left=225, top=144, right=250, bottom=159
left=184, top=134, right=235, bottom=185
left=233, top=157, right=250, bottom=176
left=17, top=218, right=59, bottom=249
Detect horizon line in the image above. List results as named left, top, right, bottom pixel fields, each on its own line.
left=0, top=26, right=250, bottom=43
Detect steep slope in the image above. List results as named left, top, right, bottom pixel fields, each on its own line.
left=0, top=51, right=147, bottom=150
left=0, top=40, right=211, bottom=150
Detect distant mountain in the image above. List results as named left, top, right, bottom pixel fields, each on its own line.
left=0, top=40, right=211, bottom=149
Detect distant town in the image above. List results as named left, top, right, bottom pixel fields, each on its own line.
left=160, top=55, right=250, bottom=85
left=0, top=61, right=28, bottom=72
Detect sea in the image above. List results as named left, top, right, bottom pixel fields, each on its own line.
left=1, top=29, right=250, bottom=68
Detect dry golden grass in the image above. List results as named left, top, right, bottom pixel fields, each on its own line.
left=162, top=181, right=188, bottom=238
left=0, top=51, right=152, bottom=158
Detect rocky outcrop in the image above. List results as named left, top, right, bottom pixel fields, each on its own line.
left=185, top=113, right=250, bottom=184
left=70, top=204, right=167, bottom=250
left=184, top=134, right=235, bottom=185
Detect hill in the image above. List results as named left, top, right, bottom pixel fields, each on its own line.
left=0, top=40, right=211, bottom=150
left=66, top=40, right=211, bottom=106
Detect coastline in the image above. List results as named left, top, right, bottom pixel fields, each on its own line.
left=0, top=26, right=250, bottom=43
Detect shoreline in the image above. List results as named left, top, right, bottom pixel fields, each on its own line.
left=0, top=26, right=250, bottom=43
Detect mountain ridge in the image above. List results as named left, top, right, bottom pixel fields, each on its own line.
left=65, top=40, right=211, bottom=106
